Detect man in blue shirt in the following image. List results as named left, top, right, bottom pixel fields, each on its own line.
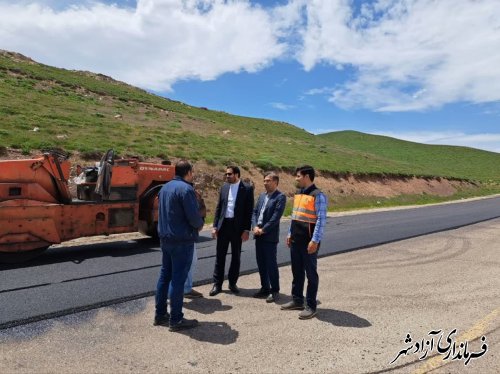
left=154, top=160, right=204, bottom=331
left=281, top=165, right=327, bottom=319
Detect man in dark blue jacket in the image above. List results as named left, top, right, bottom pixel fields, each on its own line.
left=154, top=160, right=204, bottom=331
left=251, top=172, right=286, bottom=303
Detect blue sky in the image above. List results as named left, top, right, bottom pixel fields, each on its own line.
left=1, top=0, right=499, bottom=152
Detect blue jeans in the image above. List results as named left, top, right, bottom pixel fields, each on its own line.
left=255, top=239, right=280, bottom=293
left=155, top=240, right=194, bottom=324
left=168, top=244, right=197, bottom=296
left=290, top=241, right=319, bottom=310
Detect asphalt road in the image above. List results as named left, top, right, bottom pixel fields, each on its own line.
left=1, top=196, right=499, bottom=329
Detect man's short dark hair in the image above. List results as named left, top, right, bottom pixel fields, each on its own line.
left=295, top=165, right=315, bottom=182
left=227, top=165, right=240, bottom=178
left=175, top=160, right=192, bottom=178
left=265, top=172, right=279, bottom=185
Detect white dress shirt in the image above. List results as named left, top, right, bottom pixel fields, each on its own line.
left=257, top=193, right=270, bottom=226
left=225, top=180, right=240, bottom=218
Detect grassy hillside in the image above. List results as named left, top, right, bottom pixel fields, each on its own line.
left=1, top=50, right=499, bottom=183
left=318, top=131, right=500, bottom=182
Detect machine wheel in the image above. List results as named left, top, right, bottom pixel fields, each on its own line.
left=139, top=185, right=162, bottom=240
left=139, top=220, right=159, bottom=240
left=150, top=222, right=159, bottom=240
left=0, top=246, right=49, bottom=264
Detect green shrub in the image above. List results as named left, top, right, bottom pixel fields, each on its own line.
left=253, top=158, right=276, bottom=171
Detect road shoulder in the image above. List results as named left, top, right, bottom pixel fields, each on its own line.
left=1, top=219, right=499, bottom=373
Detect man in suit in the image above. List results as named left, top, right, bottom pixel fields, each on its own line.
left=251, top=172, right=286, bottom=303
left=210, top=166, right=254, bottom=296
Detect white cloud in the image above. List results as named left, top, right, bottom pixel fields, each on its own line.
left=0, top=0, right=287, bottom=91
left=269, top=102, right=294, bottom=110
left=304, top=86, right=334, bottom=96
left=1, top=0, right=500, bottom=114
left=299, top=0, right=500, bottom=112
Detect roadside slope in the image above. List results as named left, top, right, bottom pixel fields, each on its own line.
left=1, top=49, right=500, bottom=184
left=1, top=219, right=498, bottom=373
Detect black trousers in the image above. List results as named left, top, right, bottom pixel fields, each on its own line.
left=213, top=218, right=242, bottom=286
left=290, top=239, right=319, bottom=310
left=255, top=238, right=280, bottom=293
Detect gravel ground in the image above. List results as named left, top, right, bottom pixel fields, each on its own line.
left=1, top=219, right=499, bottom=374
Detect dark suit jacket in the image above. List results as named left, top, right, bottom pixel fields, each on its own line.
left=251, top=190, right=286, bottom=243
left=213, top=181, right=254, bottom=234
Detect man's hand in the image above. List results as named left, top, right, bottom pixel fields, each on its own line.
left=212, top=228, right=218, bottom=239
left=195, top=190, right=206, bottom=219
left=286, top=236, right=291, bottom=248
left=241, top=231, right=250, bottom=242
left=253, top=227, right=263, bottom=236
left=307, top=241, right=318, bottom=254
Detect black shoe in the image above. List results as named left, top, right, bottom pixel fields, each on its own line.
left=281, top=300, right=305, bottom=310
left=209, top=284, right=222, bottom=296
left=153, top=313, right=170, bottom=326
left=228, top=284, right=240, bottom=293
left=184, top=289, right=203, bottom=299
left=253, top=289, right=270, bottom=298
left=299, top=307, right=317, bottom=320
left=169, top=318, right=199, bottom=332
left=266, top=292, right=280, bottom=303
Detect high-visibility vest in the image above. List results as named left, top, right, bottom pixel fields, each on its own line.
left=291, top=192, right=318, bottom=224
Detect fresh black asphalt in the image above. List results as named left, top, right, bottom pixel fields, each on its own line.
left=1, top=196, right=499, bottom=329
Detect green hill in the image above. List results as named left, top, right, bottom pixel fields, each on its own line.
left=318, top=131, right=500, bottom=182
left=1, top=50, right=499, bottom=183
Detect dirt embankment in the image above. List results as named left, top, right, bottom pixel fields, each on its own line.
left=191, top=161, right=477, bottom=216
left=0, top=149, right=477, bottom=217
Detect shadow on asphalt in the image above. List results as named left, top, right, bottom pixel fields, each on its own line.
left=316, top=308, right=371, bottom=328
left=221, top=287, right=261, bottom=298
left=173, top=321, right=239, bottom=345
left=229, top=291, right=289, bottom=306
left=196, top=235, right=214, bottom=243
left=0, top=235, right=214, bottom=271
left=184, top=298, right=232, bottom=314
left=0, top=238, right=161, bottom=270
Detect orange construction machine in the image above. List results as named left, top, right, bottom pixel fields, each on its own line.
left=0, top=150, right=174, bottom=262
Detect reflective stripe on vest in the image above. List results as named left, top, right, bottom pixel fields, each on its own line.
left=291, top=194, right=317, bottom=224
